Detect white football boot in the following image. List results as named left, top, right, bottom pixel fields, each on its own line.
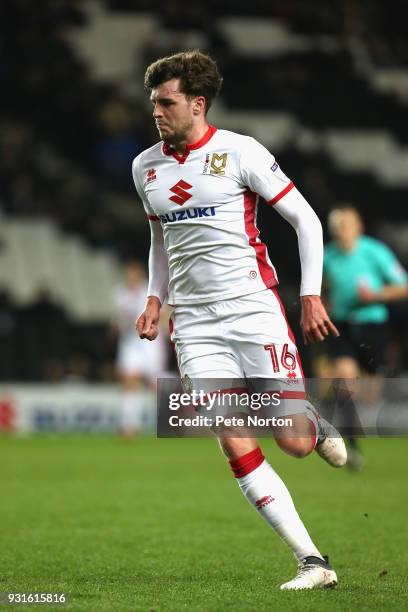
left=280, top=556, right=337, bottom=590
left=307, top=403, right=347, bottom=467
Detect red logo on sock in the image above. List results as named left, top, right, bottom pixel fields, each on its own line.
left=255, top=495, right=275, bottom=509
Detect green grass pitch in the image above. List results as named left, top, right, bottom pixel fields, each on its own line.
left=1, top=435, right=407, bottom=611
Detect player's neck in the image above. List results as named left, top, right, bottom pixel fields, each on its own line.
left=172, top=122, right=210, bottom=154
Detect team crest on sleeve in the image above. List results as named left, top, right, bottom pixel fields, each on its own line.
left=203, top=153, right=228, bottom=175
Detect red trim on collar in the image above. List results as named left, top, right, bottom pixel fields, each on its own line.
left=162, top=125, right=217, bottom=164
left=188, top=124, right=217, bottom=150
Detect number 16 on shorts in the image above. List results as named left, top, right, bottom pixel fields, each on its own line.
left=264, top=343, right=298, bottom=379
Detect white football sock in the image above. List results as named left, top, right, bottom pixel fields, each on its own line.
left=232, top=449, right=323, bottom=561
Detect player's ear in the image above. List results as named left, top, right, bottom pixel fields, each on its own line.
left=193, top=96, right=206, bottom=115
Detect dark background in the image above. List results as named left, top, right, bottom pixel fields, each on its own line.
left=1, top=0, right=408, bottom=381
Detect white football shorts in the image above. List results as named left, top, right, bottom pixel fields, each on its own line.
left=169, top=288, right=306, bottom=417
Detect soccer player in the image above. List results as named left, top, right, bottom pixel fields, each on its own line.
left=134, top=50, right=346, bottom=590
left=112, top=260, right=167, bottom=436
left=324, top=206, right=408, bottom=468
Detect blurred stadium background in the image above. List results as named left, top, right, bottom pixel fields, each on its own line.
left=1, top=0, right=408, bottom=434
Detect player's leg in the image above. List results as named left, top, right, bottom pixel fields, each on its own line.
left=171, top=303, right=337, bottom=589
left=218, top=431, right=322, bottom=559
left=228, top=288, right=346, bottom=467
left=208, top=392, right=338, bottom=589
left=272, top=289, right=346, bottom=467
left=217, top=432, right=337, bottom=589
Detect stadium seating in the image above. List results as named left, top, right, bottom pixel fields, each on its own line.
left=1, top=0, right=407, bottom=379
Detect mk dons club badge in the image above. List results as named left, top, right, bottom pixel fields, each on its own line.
left=203, top=153, right=228, bottom=175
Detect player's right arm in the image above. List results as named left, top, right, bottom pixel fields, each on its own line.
left=137, top=219, right=168, bottom=340
left=132, top=156, right=169, bottom=340
left=137, top=295, right=161, bottom=340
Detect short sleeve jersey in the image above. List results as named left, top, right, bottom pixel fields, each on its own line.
left=324, top=236, right=407, bottom=323
left=132, top=125, right=294, bottom=306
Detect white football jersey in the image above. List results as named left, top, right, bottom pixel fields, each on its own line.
left=132, top=126, right=294, bottom=306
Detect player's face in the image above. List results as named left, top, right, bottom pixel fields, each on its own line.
left=150, top=79, right=195, bottom=144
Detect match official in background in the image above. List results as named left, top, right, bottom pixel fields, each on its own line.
left=323, top=206, right=408, bottom=468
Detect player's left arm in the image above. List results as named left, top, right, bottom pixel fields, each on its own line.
left=239, top=137, right=338, bottom=344
left=273, top=189, right=339, bottom=344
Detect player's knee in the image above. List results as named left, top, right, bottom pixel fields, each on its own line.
left=218, top=436, right=257, bottom=461
left=276, top=436, right=313, bottom=459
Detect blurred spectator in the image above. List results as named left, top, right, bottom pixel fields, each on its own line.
left=111, top=261, right=168, bottom=436
left=95, top=94, right=146, bottom=190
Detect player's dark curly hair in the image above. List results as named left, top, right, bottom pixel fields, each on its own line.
left=144, top=50, right=223, bottom=113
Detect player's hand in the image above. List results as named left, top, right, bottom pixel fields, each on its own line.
left=137, top=296, right=161, bottom=340
left=300, top=295, right=339, bottom=344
